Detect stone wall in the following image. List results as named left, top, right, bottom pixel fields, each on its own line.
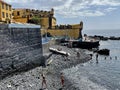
left=41, top=29, right=80, bottom=39
left=0, top=24, right=43, bottom=79
left=13, top=18, right=28, bottom=23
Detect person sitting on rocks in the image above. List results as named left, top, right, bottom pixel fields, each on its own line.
left=95, top=53, right=98, bottom=63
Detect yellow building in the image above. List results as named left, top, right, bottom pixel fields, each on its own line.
left=41, top=21, right=83, bottom=39
left=40, top=17, right=56, bottom=29
left=72, top=23, right=83, bottom=29
left=0, top=0, right=12, bottom=23
left=12, top=8, right=30, bottom=23
left=12, top=8, right=56, bottom=28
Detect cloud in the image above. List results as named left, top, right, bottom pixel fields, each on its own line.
left=58, top=10, right=105, bottom=18
left=54, top=0, right=120, bottom=18
left=4, top=0, right=34, bottom=4
left=53, top=0, right=120, bottom=18
left=104, top=7, right=117, bottom=12
left=4, top=0, right=120, bottom=18
left=91, top=0, right=120, bottom=6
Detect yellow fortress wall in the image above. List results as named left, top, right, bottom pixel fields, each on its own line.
left=41, top=22, right=83, bottom=39
left=41, top=29, right=80, bottom=39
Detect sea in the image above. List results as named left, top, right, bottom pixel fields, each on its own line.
left=63, top=29, right=120, bottom=90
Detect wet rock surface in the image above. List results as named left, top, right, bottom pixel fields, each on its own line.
left=89, top=35, right=120, bottom=41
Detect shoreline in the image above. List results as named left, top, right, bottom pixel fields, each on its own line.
left=0, top=45, right=91, bottom=90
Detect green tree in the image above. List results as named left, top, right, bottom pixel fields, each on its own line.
left=28, top=16, right=41, bottom=25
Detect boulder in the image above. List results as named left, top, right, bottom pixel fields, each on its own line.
left=97, top=49, right=110, bottom=55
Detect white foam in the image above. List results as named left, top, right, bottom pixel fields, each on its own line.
left=63, top=66, right=108, bottom=90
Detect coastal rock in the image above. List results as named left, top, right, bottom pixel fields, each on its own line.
left=97, top=49, right=110, bottom=55
left=89, top=35, right=120, bottom=41
left=109, top=36, right=120, bottom=40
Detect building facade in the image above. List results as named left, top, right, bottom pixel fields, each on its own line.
left=12, top=9, right=30, bottom=23
left=12, top=8, right=56, bottom=29
left=0, top=0, right=12, bottom=23
left=41, top=21, right=83, bottom=39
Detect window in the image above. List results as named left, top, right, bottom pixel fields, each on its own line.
left=10, top=14, right=11, bottom=18
left=2, top=3, right=4, bottom=9
left=2, top=12, right=5, bottom=18
left=12, top=13, right=14, bottom=16
left=6, top=5, right=8, bottom=10
left=6, top=13, right=8, bottom=17
left=26, top=9, right=29, bottom=12
left=17, top=11, right=20, bottom=16
left=9, top=6, right=11, bottom=11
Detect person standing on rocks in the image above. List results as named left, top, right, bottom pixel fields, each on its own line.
left=62, top=53, right=69, bottom=61
left=41, top=73, right=47, bottom=89
left=96, top=53, right=98, bottom=63
left=77, top=52, right=80, bottom=59
left=60, top=73, right=64, bottom=88
left=115, top=56, right=117, bottom=60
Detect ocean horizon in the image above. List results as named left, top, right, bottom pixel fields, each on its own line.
left=83, top=29, right=120, bottom=37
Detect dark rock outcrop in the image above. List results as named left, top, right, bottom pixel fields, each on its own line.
left=97, top=49, right=110, bottom=55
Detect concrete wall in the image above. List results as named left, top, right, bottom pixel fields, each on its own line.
left=0, top=24, right=43, bottom=79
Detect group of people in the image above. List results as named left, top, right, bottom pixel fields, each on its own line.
left=90, top=53, right=118, bottom=64
left=41, top=73, right=64, bottom=89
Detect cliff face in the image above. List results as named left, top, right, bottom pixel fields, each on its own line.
left=0, top=24, right=43, bottom=79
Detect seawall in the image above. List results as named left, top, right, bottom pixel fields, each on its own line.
left=0, top=24, right=43, bottom=79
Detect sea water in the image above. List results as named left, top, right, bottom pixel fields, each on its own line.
left=63, top=29, right=120, bottom=90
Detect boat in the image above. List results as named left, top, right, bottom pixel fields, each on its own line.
left=49, top=47, right=70, bottom=56
left=66, top=39, right=100, bottom=49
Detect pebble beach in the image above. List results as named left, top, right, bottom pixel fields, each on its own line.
left=0, top=45, right=91, bottom=90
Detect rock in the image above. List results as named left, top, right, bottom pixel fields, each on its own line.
left=7, top=84, right=12, bottom=88
left=97, top=49, right=110, bottom=55
left=109, top=36, right=120, bottom=40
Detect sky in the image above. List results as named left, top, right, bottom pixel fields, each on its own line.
left=4, top=0, right=120, bottom=30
